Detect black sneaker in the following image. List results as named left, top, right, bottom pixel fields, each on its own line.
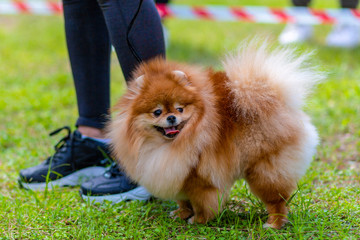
left=80, top=162, right=151, bottom=204
left=18, top=126, right=111, bottom=190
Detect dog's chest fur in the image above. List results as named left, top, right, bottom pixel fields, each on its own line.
left=134, top=141, right=199, bottom=200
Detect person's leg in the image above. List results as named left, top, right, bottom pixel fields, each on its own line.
left=97, top=0, right=166, bottom=82
left=340, top=0, right=359, bottom=8
left=326, top=0, right=360, bottom=47
left=278, top=0, right=313, bottom=44
left=80, top=0, right=166, bottom=203
left=155, top=0, right=170, bottom=3
left=292, top=0, right=311, bottom=6
left=64, top=0, right=112, bottom=136
left=18, top=0, right=113, bottom=190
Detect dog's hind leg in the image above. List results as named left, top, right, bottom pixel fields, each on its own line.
left=245, top=164, right=296, bottom=229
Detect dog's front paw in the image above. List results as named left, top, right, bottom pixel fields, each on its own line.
left=170, top=208, right=193, bottom=220
left=169, top=210, right=177, bottom=218
left=187, top=215, right=207, bottom=224
left=263, top=223, right=274, bottom=229
left=263, top=216, right=288, bottom=229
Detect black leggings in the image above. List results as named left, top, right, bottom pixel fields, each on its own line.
left=62, top=0, right=165, bottom=129
left=292, top=0, right=358, bottom=8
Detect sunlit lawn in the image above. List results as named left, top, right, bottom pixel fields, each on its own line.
left=0, top=0, right=359, bottom=238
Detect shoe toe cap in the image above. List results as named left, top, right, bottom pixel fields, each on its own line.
left=19, top=166, right=45, bottom=183
left=80, top=175, right=138, bottom=196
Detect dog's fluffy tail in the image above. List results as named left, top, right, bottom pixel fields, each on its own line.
left=222, top=40, right=324, bottom=119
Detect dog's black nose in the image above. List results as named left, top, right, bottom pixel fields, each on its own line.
left=167, top=115, right=176, bottom=124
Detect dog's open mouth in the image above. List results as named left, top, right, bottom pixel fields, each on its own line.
left=154, top=122, right=186, bottom=139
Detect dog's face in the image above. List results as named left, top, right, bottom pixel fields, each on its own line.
left=151, top=102, right=191, bottom=139
left=129, top=70, right=203, bottom=141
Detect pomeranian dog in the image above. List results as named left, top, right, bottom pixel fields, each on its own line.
left=107, top=42, right=322, bottom=229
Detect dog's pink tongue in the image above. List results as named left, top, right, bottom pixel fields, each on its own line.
left=164, top=126, right=180, bottom=135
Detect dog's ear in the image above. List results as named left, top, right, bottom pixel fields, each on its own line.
left=172, top=70, right=191, bottom=86
left=134, top=74, right=145, bottom=89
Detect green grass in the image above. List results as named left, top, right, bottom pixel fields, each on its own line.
left=1, top=0, right=359, bottom=238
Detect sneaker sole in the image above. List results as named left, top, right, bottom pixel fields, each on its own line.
left=18, top=166, right=106, bottom=191
left=81, top=186, right=151, bottom=204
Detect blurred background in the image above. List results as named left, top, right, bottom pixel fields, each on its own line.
left=0, top=0, right=359, bottom=238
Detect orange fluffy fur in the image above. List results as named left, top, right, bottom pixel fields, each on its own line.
left=107, top=42, right=322, bottom=229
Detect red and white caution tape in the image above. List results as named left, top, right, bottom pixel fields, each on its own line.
left=1, top=1, right=360, bottom=25
left=157, top=4, right=360, bottom=25
left=0, top=1, right=62, bottom=15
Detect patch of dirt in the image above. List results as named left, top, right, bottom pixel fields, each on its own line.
left=319, top=131, right=359, bottom=171
left=0, top=16, right=19, bottom=31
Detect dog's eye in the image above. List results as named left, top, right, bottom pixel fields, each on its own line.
left=176, top=107, right=183, bottom=113
left=153, top=109, right=162, bottom=117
